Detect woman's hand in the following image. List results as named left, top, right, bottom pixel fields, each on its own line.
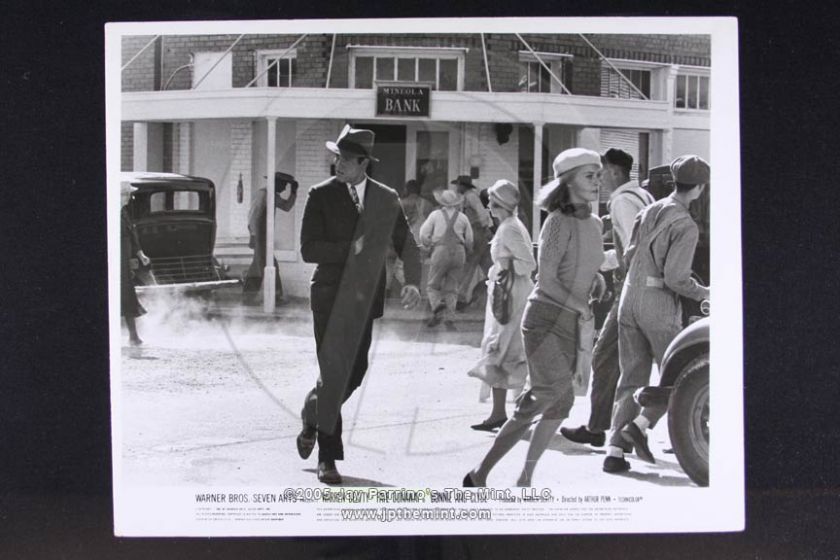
left=137, top=250, right=151, bottom=267
left=589, top=273, right=607, bottom=304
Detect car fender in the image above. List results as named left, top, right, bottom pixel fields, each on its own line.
left=659, top=317, right=709, bottom=388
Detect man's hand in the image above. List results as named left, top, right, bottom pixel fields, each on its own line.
left=137, top=250, right=151, bottom=267
left=400, top=285, right=421, bottom=309
left=353, top=235, right=364, bottom=255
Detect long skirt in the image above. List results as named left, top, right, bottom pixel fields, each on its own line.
left=467, top=270, right=533, bottom=393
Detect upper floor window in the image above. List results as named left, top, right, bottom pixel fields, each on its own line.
left=601, top=66, right=651, bottom=99
left=349, top=46, right=465, bottom=91
left=518, top=52, right=573, bottom=94
left=675, top=70, right=710, bottom=110
left=256, top=49, right=298, bottom=87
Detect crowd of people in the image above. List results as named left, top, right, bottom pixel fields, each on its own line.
left=120, top=124, right=710, bottom=487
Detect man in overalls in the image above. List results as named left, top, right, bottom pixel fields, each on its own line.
left=451, top=175, right=492, bottom=310
left=603, top=155, right=711, bottom=473
left=419, top=189, right=474, bottom=329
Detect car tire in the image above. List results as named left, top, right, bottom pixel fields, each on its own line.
left=668, top=355, right=709, bottom=487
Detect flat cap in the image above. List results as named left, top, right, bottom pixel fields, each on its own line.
left=670, top=155, right=710, bottom=185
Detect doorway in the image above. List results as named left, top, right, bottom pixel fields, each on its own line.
left=357, top=123, right=407, bottom=193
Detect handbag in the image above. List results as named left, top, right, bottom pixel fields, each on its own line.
left=491, top=265, right=515, bottom=325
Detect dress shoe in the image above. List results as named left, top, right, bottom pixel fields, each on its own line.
left=560, top=425, right=605, bottom=447
left=296, top=424, right=316, bottom=460
left=317, top=460, right=342, bottom=485
left=443, top=320, right=458, bottom=331
left=470, top=417, right=507, bottom=432
left=621, top=422, right=655, bottom=464
left=463, top=471, right=485, bottom=487
left=603, top=455, right=631, bottom=473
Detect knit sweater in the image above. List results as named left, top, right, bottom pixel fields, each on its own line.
left=529, top=210, right=604, bottom=315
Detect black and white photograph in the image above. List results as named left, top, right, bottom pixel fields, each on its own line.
left=106, top=17, right=743, bottom=537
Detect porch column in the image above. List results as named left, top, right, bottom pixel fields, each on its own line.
left=532, top=121, right=544, bottom=243
left=176, top=122, right=191, bottom=174
left=133, top=122, right=149, bottom=172
left=263, top=117, right=277, bottom=312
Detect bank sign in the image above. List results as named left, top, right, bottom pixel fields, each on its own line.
left=376, top=85, right=430, bottom=117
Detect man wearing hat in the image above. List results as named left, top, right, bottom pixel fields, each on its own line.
left=242, top=175, right=298, bottom=305
left=562, top=148, right=654, bottom=447
left=419, top=189, right=474, bottom=328
left=603, top=155, right=711, bottom=473
left=450, top=175, right=493, bottom=309
left=296, top=124, right=422, bottom=484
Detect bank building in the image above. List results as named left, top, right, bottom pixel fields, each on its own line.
left=120, top=31, right=710, bottom=299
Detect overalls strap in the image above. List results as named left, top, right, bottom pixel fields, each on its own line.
left=439, top=209, right=463, bottom=250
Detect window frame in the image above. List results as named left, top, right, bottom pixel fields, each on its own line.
left=517, top=51, right=574, bottom=94
left=348, top=46, right=466, bottom=91
left=673, top=66, right=711, bottom=111
left=255, top=48, right=299, bottom=88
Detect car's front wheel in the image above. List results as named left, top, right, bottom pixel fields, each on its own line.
left=668, top=355, right=709, bottom=486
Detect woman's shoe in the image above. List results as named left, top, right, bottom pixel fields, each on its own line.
left=463, top=472, right=476, bottom=487
left=470, top=417, right=506, bottom=431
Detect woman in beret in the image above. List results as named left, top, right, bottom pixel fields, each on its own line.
left=464, top=148, right=606, bottom=487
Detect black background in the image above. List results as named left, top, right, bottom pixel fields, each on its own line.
left=2, top=1, right=839, bottom=558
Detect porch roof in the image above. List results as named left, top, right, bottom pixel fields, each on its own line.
left=121, top=87, right=709, bottom=131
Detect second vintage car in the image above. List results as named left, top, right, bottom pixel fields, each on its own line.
left=122, top=172, right=239, bottom=293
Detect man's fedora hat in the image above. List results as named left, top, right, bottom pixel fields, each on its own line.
left=326, top=124, right=379, bottom=162
left=450, top=175, right=476, bottom=190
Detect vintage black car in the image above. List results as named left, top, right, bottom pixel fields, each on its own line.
left=637, top=313, right=710, bottom=486
left=123, top=172, right=238, bottom=293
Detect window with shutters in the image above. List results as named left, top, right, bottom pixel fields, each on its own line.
left=601, top=66, right=651, bottom=100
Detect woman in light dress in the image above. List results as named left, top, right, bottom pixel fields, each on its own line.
left=467, top=180, right=535, bottom=431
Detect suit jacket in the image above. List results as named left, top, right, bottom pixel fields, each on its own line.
left=301, top=176, right=421, bottom=319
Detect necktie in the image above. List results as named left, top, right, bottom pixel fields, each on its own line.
left=349, top=184, right=362, bottom=213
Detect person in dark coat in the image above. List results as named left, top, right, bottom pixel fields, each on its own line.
left=296, top=125, right=422, bottom=484
left=120, top=182, right=150, bottom=346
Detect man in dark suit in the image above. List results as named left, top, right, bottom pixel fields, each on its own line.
left=296, top=125, right=422, bottom=484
